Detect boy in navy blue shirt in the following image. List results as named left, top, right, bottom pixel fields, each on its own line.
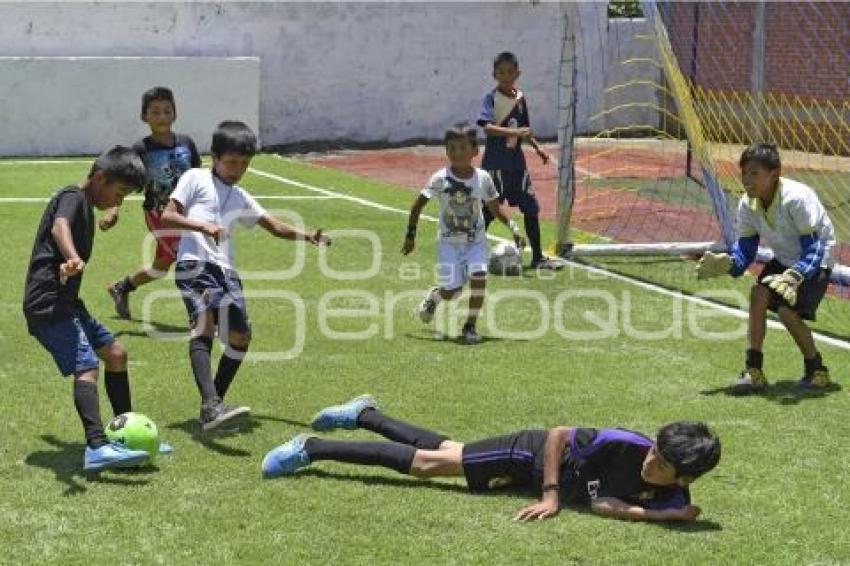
left=263, top=395, right=720, bottom=523
left=478, top=52, right=560, bottom=270
left=24, top=147, right=154, bottom=472
left=106, top=86, right=201, bottom=319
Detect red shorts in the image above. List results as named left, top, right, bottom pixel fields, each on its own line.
left=144, top=209, right=180, bottom=266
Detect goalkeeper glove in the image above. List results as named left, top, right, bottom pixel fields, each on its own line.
left=762, top=268, right=803, bottom=306
left=696, top=251, right=732, bottom=280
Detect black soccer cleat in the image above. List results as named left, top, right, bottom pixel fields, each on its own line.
left=200, top=401, right=251, bottom=431
left=107, top=281, right=132, bottom=319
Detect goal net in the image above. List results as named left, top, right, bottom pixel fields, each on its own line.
left=555, top=1, right=849, bottom=308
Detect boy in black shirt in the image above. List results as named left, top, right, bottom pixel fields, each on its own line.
left=263, top=395, right=720, bottom=523
left=24, top=147, right=154, bottom=472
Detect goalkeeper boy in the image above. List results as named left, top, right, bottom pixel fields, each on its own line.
left=696, top=143, right=835, bottom=393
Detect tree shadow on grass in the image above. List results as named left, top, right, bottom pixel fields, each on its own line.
left=291, top=468, right=470, bottom=495
left=700, top=380, right=841, bottom=405
left=24, top=434, right=153, bottom=496
left=402, top=332, right=521, bottom=346
left=165, top=417, right=256, bottom=457
left=279, top=470, right=722, bottom=529
left=113, top=320, right=188, bottom=339
left=653, top=518, right=723, bottom=532
left=557, top=503, right=722, bottom=531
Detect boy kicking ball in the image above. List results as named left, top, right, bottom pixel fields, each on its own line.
left=263, top=395, right=720, bottom=523
left=402, top=122, right=525, bottom=344
left=23, top=147, right=166, bottom=471
left=697, top=143, right=836, bottom=394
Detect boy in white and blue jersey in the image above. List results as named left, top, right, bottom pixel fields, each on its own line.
left=478, top=52, right=557, bottom=270
left=161, top=121, right=330, bottom=431
left=402, top=122, right=525, bottom=344
left=697, top=143, right=835, bottom=393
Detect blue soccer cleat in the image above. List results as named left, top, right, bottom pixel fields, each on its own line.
left=83, top=442, right=149, bottom=472
left=158, top=442, right=174, bottom=455
left=310, top=394, right=378, bottom=432
left=262, top=434, right=313, bottom=478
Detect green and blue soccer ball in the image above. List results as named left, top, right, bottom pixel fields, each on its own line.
left=106, top=412, right=159, bottom=459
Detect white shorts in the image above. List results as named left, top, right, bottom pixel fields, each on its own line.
left=437, top=239, right=489, bottom=290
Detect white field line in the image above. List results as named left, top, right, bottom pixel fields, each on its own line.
left=0, top=195, right=336, bottom=203
left=0, top=159, right=88, bottom=165
left=7, top=155, right=849, bottom=350
left=251, top=158, right=850, bottom=352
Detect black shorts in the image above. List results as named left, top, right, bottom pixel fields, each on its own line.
left=758, top=259, right=831, bottom=321
left=462, top=429, right=547, bottom=492
left=175, top=260, right=251, bottom=334
left=487, top=169, right=540, bottom=216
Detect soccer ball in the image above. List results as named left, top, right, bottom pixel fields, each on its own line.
left=488, top=241, right=523, bottom=276
left=106, top=412, right=159, bottom=459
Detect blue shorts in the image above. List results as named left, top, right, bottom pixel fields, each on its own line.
left=487, top=169, right=540, bottom=216
left=31, top=314, right=115, bottom=376
left=175, top=260, right=251, bottom=335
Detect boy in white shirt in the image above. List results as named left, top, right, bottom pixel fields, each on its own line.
left=696, top=143, right=835, bottom=394
left=162, top=121, right=330, bottom=430
left=402, top=122, right=525, bottom=345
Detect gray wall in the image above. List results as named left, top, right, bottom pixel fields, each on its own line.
left=0, top=57, right=259, bottom=156
left=0, top=2, right=658, bottom=155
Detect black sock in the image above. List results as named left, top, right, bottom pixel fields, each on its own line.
left=118, top=276, right=137, bottom=294
left=104, top=370, right=132, bottom=416
left=358, top=409, right=449, bottom=449
left=804, top=352, right=824, bottom=376
left=189, top=336, right=219, bottom=405
left=214, top=345, right=247, bottom=399
left=483, top=205, right=495, bottom=230
left=73, top=380, right=107, bottom=448
left=525, top=215, right=542, bottom=261
left=746, top=349, right=763, bottom=370
left=304, top=438, right=416, bottom=474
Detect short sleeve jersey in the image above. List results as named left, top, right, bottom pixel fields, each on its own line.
left=133, top=134, right=201, bottom=211
left=477, top=88, right=531, bottom=171
left=420, top=167, right=499, bottom=244
left=559, top=428, right=690, bottom=510
left=735, top=177, right=835, bottom=269
left=169, top=168, right=267, bottom=270
left=23, top=187, right=94, bottom=328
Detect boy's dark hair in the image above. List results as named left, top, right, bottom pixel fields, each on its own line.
left=739, top=142, right=781, bottom=171
left=493, top=51, right=519, bottom=69
left=444, top=122, right=478, bottom=149
left=656, top=421, right=720, bottom=479
left=211, top=120, right=257, bottom=157
left=88, top=146, right=147, bottom=192
left=141, top=86, right=176, bottom=115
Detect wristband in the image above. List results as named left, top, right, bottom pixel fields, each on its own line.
left=542, top=483, right=560, bottom=492
left=406, top=225, right=417, bottom=240
left=508, top=219, right=519, bottom=235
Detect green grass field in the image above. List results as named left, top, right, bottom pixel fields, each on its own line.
left=1, top=154, right=849, bottom=565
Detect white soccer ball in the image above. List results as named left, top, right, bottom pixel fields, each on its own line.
left=488, top=241, right=523, bottom=276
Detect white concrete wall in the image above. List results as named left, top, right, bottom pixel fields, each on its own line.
left=0, top=57, right=259, bottom=156
left=0, top=2, right=566, bottom=154
left=0, top=2, right=657, bottom=156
